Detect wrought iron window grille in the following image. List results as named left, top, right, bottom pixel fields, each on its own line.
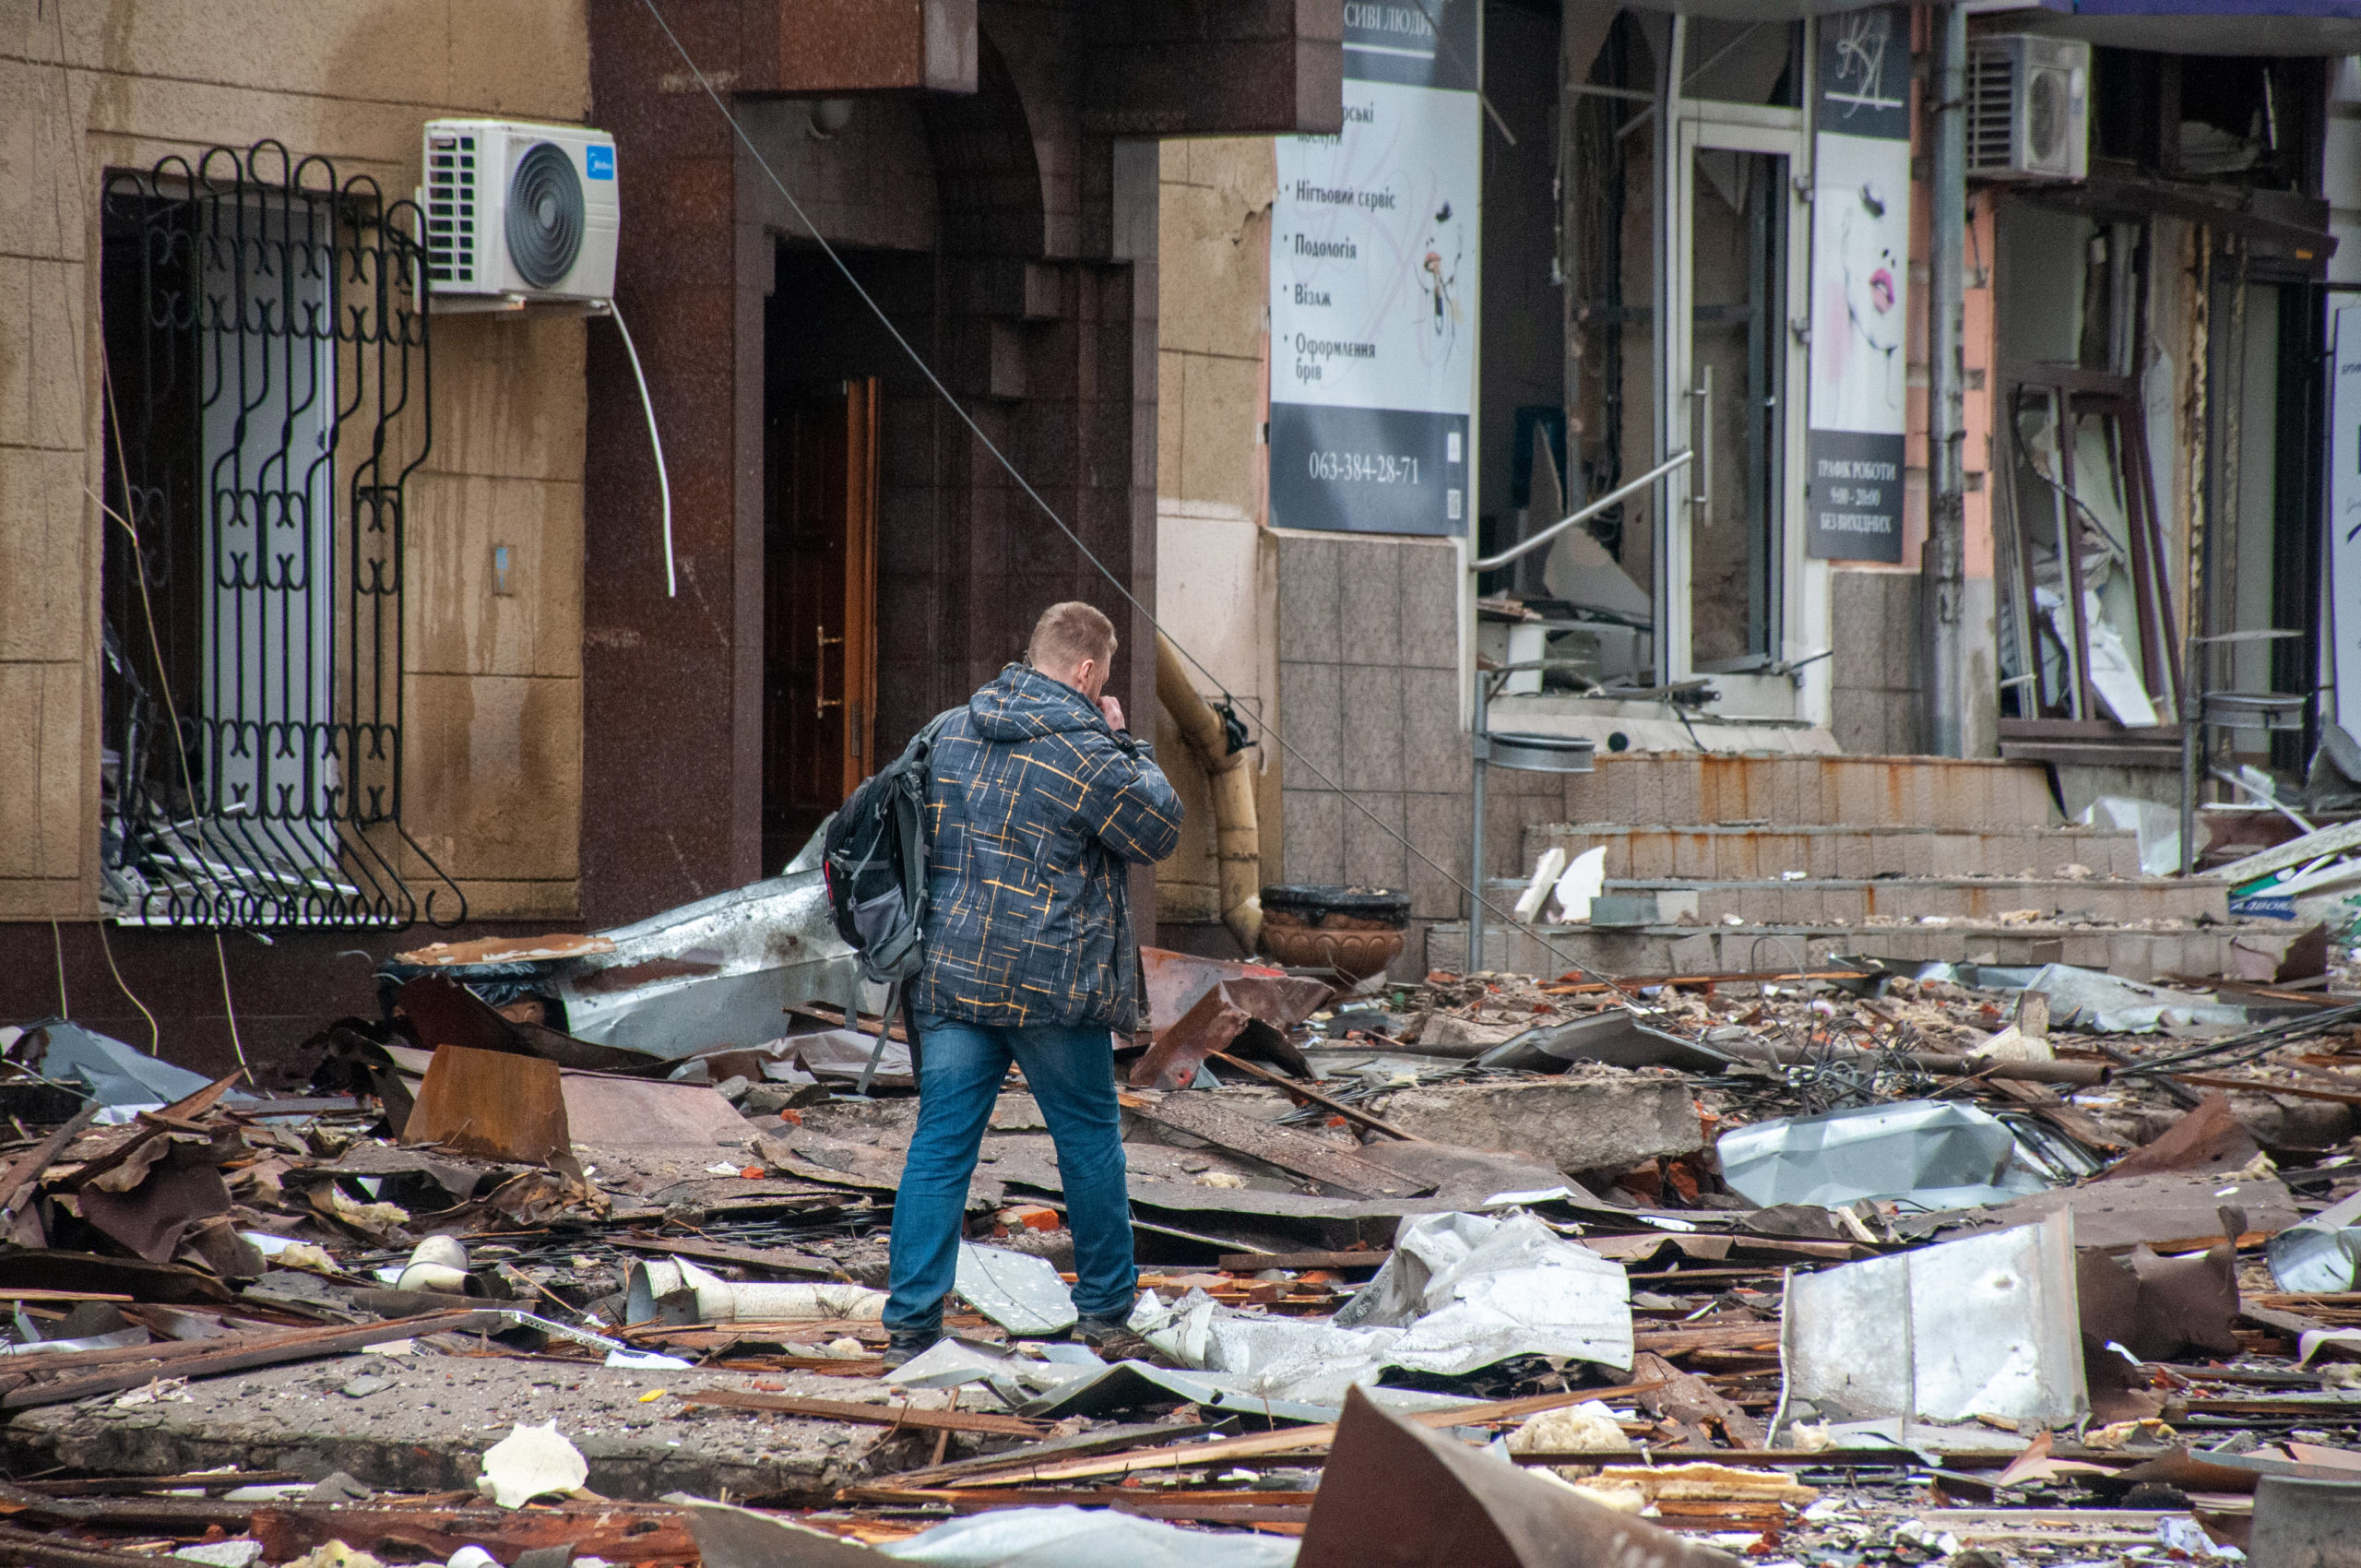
left=99, top=141, right=462, bottom=931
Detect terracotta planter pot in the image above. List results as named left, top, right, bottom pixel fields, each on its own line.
left=1257, top=885, right=1409, bottom=982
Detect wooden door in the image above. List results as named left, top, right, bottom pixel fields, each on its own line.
left=763, top=378, right=878, bottom=873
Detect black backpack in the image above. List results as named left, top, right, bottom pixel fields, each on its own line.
left=820, top=710, right=957, bottom=1092
left=823, top=708, right=958, bottom=984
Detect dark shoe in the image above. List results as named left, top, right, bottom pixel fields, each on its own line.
left=1071, top=1312, right=1147, bottom=1360
left=882, top=1326, right=942, bottom=1369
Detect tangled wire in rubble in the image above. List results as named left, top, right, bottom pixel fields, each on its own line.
left=1776, top=1012, right=1946, bottom=1115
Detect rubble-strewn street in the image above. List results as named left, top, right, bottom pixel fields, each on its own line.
left=18, top=0, right=2361, bottom=1562
left=6, top=909, right=2361, bottom=1564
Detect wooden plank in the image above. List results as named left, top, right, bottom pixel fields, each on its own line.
left=0, top=1105, right=100, bottom=1222
left=1632, top=1323, right=1783, bottom=1355
left=1124, top=1092, right=1426, bottom=1198
left=18, top=1471, right=302, bottom=1496
left=1509, top=1449, right=1928, bottom=1467
left=1205, top=1051, right=1425, bottom=1142
left=253, top=1503, right=700, bottom=1566
left=679, top=1387, right=1046, bottom=1436
left=0, top=1520, right=178, bottom=1568
left=2172, top=1072, right=2361, bottom=1106
left=1542, top=968, right=1872, bottom=994
left=944, top=1379, right=1668, bottom=1489
left=1216, top=1250, right=1392, bottom=1272
left=870, top=1419, right=1228, bottom=1489
left=2214, top=816, right=2361, bottom=887
left=1, top=1312, right=497, bottom=1408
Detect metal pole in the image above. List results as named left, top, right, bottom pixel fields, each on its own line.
left=1468, top=680, right=1489, bottom=973
left=1924, top=3, right=1968, bottom=757
left=2180, top=631, right=2201, bottom=875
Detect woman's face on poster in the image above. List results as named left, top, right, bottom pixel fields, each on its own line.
left=1841, top=184, right=1901, bottom=354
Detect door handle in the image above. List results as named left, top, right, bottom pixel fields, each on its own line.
left=817, top=624, right=845, bottom=718
left=1687, top=364, right=1714, bottom=524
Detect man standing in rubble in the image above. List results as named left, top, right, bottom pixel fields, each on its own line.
left=884, top=601, right=1182, bottom=1365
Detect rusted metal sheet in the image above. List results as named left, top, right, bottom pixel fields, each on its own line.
left=2095, top=1091, right=2258, bottom=1180
left=1298, top=1385, right=1741, bottom=1568
left=1127, top=1091, right=1429, bottom=1200
left=403, top=1045, right=572, bottom=1166
left=1141, top=947, right=1316, bottom=1034
left=1131, top=985, right=1253, bottom=1089
left=394, top=932, right=616, bottom=967
left=255, top=1503, right=699, bottom=1565
left=1130, top=967, right=1326, bottom=1090
left=1901, top=1170, right=2301, bottom=1250
left=398, top=974, right=659, bottom=1075
left=559, top=1074, right=748, bottom=1149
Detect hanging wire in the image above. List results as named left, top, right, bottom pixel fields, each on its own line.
left=96, top=921, right=162, bottom=1055
left=630, top=0, right=1699, bottom=1020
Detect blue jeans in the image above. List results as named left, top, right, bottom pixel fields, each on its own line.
left=884, top=1014, right=1136, bottom=1333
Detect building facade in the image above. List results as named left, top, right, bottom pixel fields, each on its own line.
left=1, top=0, right=1341, bottom=1071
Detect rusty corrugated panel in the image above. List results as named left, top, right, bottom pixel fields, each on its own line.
left=1298, top=1385, right=1741, bottom=1568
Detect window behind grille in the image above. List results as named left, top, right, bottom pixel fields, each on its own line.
left=99, top=142, right=460, bottom=930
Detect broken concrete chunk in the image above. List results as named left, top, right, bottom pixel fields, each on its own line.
left=1415, top=1016, right=1531, bottom=1055
left=1359, top=1073, right=1703, bottom=1174
left=175, top=1543, right=265, bottom=1568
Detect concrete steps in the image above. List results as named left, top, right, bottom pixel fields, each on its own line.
left=1431, top=750, right=2264, bottom=982
left=1425, top=919, right=2307, bottom=987
left=1525, top=822, right=2143, bottom=882
left=1594, top=875, right=2226, bottom=928
left=1556, top=753, right=2060, bottom=831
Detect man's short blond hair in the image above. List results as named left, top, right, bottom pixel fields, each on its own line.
left=1026, top=600, right=1118, bottom=674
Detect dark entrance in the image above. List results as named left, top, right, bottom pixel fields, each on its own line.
left=763, top=377, right=878, bottom=873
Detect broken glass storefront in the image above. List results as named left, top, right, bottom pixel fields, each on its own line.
left=1508, top=11, right=1879, bottom=740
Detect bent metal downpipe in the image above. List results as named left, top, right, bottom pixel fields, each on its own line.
left=624, top=1256, right=885, bottom=1325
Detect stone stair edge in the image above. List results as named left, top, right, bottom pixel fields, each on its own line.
left=1529, top=821, right=2134, bottom=837
left=1594, top=874, right=2218, bottom=891
left=1578, top=752, right=2054, bottom=767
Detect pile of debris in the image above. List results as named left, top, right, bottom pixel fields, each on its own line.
left=6, top=892, right=2361, bottom=1564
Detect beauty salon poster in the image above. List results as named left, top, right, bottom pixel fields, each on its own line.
left=1806, top=6, right=1911, bottom=563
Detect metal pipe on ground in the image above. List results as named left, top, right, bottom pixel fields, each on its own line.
left=1714, top=1037, right=2112, bottom=1087
left=1156, top=632, right=1263, bottom=956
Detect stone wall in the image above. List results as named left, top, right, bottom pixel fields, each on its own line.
left=1275, top=533, right=1465, bottom=976
left=1828, top=567, right=1927, bottom=756
left=1152, top=137, right=1282, bottom=938
left=0, top=0, right=592, bottom=926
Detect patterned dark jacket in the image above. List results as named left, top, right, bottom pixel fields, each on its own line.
left=912, top=663, right=1182, bottom=1031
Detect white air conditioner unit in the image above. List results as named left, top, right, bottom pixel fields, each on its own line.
left=1965, top=35, right=2090, bottom=182
left=421, top=119, right=619, bottom=303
